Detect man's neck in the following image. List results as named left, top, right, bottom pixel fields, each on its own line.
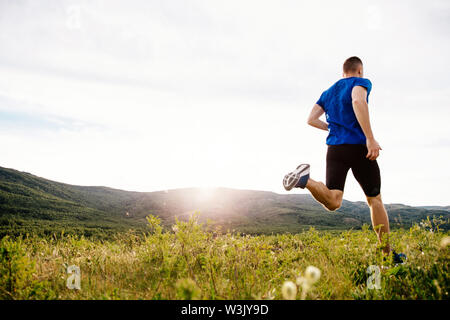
left=343, top=73, right=361, bottom=78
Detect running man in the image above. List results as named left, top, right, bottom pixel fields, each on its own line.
left=283, top=56, right=404, bottom=262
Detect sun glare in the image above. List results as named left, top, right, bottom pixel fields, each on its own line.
left=196, top=187, right=218, bottom=202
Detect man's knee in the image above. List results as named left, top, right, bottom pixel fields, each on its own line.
left=326, top=200, right=341, bottom=211
left=367, top=194, right=382, bottom=207
left=327, top=198, right=342, bottom=211
left=326, top=193, right=343, bottom=211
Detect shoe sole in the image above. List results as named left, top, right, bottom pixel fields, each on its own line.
left=283, top=164, right=310, bottom=191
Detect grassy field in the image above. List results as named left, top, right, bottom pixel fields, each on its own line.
left=0, top=214, right=448, bottom=300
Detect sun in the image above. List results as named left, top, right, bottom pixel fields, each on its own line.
left=196, top=187, right=218, bottom=202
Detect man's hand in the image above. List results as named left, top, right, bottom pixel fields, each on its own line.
left=366, top=138, right=381, bottom=160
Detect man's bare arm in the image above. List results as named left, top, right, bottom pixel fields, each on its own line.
left=307, top=104, right=328, bottom=131
left=351, top=86, right=381, bottom=160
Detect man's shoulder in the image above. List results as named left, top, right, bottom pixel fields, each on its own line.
left=323, top=79, right=343, bottom=92
left=357, top=77, right=372, bottom=84
left=353, top=77, right=372, bottom=93
left=319, top=77, right=373, bottom=101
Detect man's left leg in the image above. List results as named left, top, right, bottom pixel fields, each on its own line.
left=367, top=194, right=390, bottom=255
left=351, top=146, right=391, bottom=255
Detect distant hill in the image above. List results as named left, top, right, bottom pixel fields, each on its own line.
left=0, top=166, right=448, bottom=238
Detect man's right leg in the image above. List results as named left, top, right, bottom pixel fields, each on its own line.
left=306, top=179, right=343, bottom=211
left=304, top=145, right=349, bottom=211
left=298, top=145, right=348, bottom=211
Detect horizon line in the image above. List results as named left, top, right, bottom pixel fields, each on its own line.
left=1, top=165, right=449, bottom=209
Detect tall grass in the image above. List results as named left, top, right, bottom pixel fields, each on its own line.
left=0, top=214, right=448, bottom=300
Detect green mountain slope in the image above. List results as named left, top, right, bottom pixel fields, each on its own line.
left=0, top=167, right=146, bottom=238
left=0, top=166, right=448, bottom=238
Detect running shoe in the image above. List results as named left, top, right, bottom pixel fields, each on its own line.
left=283, top=164, right=310, bottom=191
left=392, top=251, right=407, bottom=264
left=383, top=250, right=407, bottom=265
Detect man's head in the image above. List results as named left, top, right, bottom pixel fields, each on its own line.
left=343, top=56, right=363, bottom=78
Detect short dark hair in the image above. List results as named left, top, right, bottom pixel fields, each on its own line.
left=343, top=56, right=363, bottom=74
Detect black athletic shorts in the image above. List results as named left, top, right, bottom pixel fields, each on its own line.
left=326, top=144, right=381, bottom=197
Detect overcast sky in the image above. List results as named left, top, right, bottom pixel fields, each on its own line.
left=0, top=0, right=449, bottom=206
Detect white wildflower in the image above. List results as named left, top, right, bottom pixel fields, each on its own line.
left=440, top=236, right=450, bottom=248
left=281, top=281, right=297, bottom=300
left=296, top=276, right=311, bottom=291
left=304, top=266, right=321, bottom=284
left=296, top=266, right=321, bottom=300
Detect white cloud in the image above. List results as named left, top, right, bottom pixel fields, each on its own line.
left=0, top=0, right=449, bottom=206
